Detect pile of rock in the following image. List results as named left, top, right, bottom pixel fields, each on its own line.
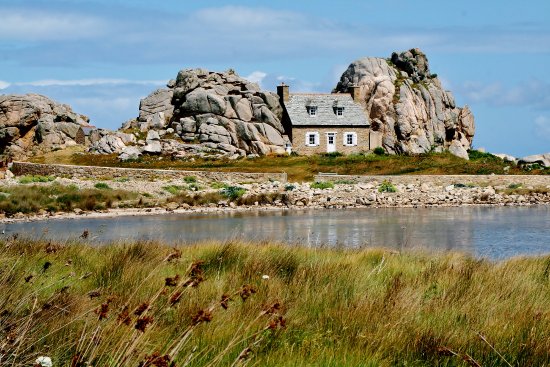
left=334, top=48, right=475, bottom=159
left=0, top=94, right=91, bottom=159
left=91, top=68, right=289, bottom=160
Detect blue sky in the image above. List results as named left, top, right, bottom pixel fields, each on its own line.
left=1, top=0, right=549, bottom=157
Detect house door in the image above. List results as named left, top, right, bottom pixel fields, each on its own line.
left=326, top=133, right=336, bottom=153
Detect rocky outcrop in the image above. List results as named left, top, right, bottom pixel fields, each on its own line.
left=112, top=68, right=288, bottom=159
left=0, top=94, right=90, bottom=159
left=334, top=48, right=475, bottom=158
left=518, top=153, right=550, bottom=168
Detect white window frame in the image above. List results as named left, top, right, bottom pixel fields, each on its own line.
left=343, top=132, right=358, bottom=147
left=305, top=132, right=320, bottom=147
left=335, top=107, right=344, bottom=117
left=307, top=106, right=318, bottom=117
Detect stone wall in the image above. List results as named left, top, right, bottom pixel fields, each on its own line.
left=292, top=127, right=371, bottom=155
left=314, top=173, right=550, bottom=187
left=11, top=162, right=287, bottom=183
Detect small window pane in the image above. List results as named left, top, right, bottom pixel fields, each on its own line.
left=308, top=106, right=317, bottom=116
left=336, top=107, right=344, bottom=116
left=346, top=134, right=353, bottom=145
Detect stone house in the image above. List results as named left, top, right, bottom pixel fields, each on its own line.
left=277, top=84, right=381, bottom=155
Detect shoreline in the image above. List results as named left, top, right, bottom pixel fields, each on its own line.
left=2, top=173, right=550, bottom=223
left=2, top=200, right=548, bottom=224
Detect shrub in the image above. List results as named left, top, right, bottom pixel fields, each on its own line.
left=373, top=147, right=386, bottom=156
left=94, top=182, right=111, bottom=190
left=163, top=185, right=185, bottom=195
left=220, top=185, right=247, bottom=200
left=210, top=182, right=226, bottom=189
left=184, top=176, right=197, bottom=183
left=18, top=175, right=55, bottom=184
left=378, top=180, right=397, bottom=193
left=310, top=181, right=334, bottom=190
left=323, top=152, right=343, bottom=158
left=284, top=184, right=296, bottom=191
left=508, top=183, right=522, bottom=189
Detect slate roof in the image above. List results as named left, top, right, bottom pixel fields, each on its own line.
left=285, top=94, right=369, bottom=127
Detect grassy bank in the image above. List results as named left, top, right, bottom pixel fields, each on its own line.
left=31, top=150, right=548, bottom=182
left=0, top=182, right=142, bottom=216
left=2, top=239, right=550, bottom=366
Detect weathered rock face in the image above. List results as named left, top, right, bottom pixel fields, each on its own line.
left=117, top=68, right=288, bottom=159
left=0, top=94, right=90, bottom=159
left=334, top=48, right=475, bottom=158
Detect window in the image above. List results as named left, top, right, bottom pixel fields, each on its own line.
left=307, top=106, right=317, bottom=117
left=335, top=107, right=344, bottom=117
left=343, top=132, right=357, bottom=147
left=305, top=132, right=319, bottom=147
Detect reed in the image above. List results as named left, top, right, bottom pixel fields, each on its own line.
left=1, top=237, right=550, bottom=366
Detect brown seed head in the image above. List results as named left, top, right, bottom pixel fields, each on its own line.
left=239, top=285, right=257, bottom=301
left=165, top=275, right=180, bottom=287
left=220, top=294, right=232, bottom=310
left=191, top=309, right=213, bottom=326
left=134, top=302, right=149, bottom=316
left=117, top=305, right=132, bottom=326
left=135, top=315, right=154, bottom=332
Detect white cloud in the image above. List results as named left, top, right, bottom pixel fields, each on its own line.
left=0, top=81, right=10, bottom=90
left=245, top=71, right=267, bottom=87
left=458, top=79, right=550, bottom=109
left=13, top=78, right=166, bottom=87
left=0, top=8, right=107, bottom=41
left=535, top=115, right=550, bottom=140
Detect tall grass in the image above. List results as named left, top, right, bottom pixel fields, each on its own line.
left=0, top=184, right=140, bottom=215
left=1, top=238, right=550, bottom=365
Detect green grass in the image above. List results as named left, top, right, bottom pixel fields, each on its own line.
left=2, top=238, right=550, bottom=366
left=310, top=181, right=334, bottom=190
left=0, top=184, right=140, bottom=216
left=62, top=150, right=541, bottom=182
left=94, top=182, right=111, bottom=190
left=18, top=175, right=56, bottom=184
left=378, top=179, right=397, bottom=193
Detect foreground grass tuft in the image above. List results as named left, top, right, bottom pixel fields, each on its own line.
left=1, top=238, right=550, bottom=365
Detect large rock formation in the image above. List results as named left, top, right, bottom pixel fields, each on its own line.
left=109, top=68, right=288, bottom=159
left=335, top=48, right=475, bottom=158
left=0, top=94, right=91, bottom=159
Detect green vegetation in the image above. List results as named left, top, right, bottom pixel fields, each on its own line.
left=508, top=183, right=523, bottom=189
left=184, top=175, right=197, bottom=183
left=63, top=150, right=542, bottom=182
left=162, top=185, right=186, bottom=195
left=18, top=175, right=55, bottom=184
left=2, top=238, right=550, bottom=366
left=378, top=179, right=397, bottom=193
left=284, top=184, right=296, bottom=191
left=0, top=184, right=139, bottom=215
left=94, top=182, right=111, bottom=190
left=220, top=185, right=247, bottom=200
left=373, top=147, right=386, bottom=156
left=310, top=181, right=334, bottom=190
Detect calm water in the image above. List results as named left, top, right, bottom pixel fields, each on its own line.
left=4, top=206, right=550, bottom=260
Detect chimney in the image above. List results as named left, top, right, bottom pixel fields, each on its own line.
left=277, top=83, right=290, bottom=103
left=349, top=84, right=361, bottom=102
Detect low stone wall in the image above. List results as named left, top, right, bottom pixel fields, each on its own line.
left=11, top=162, right=287, bottom=183
left=314, top=173, right=550, bottom=187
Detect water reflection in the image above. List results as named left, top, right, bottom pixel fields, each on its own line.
left=4, top=206, right=550, bottom=260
